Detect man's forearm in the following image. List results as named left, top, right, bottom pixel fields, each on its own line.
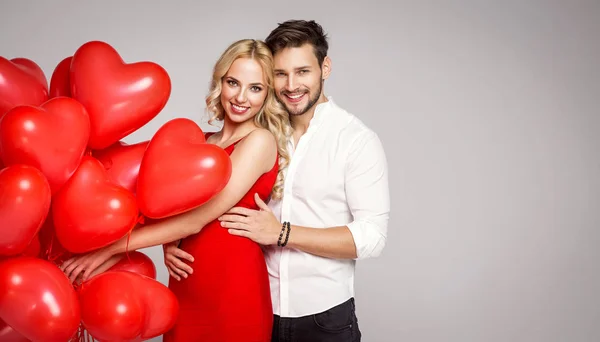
left=285, top=225, right=358, bottom=259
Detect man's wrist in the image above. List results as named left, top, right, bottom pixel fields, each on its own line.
left=276, top=221, right=291, bottom=247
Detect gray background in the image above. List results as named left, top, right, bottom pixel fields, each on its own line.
left=1, top=1, right=599, bottom=341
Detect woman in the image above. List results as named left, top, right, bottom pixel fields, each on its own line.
left=61, top=39, right=291, bottom=341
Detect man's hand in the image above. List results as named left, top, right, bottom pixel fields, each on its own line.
left=163, top=241, right=194, bottom=281
left=219, top=193, right=281, bottom=245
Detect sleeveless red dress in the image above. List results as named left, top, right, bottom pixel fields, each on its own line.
left=163, top=133, right=277, bottom=342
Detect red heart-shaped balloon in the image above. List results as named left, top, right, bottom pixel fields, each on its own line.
left=135, top=273, right=179, bottom=340
left=93, top=140, right=149, bottom=194
left=70, top=41, right=171, bottom=150
left=79, top=271, right=178, bottom=341
left=78, top=271, right=145, bottom=341
left=108, top=250, right=157, bottom=279
left=0, top=97, right=91, bottom=194
left=0, top=57, right=48, bottom=117
left=10, top=58, right=48, bottom=92
left=49, top=56, right=72, bottom=98
left=52, top=156, right=139, bottom=254
left=137, top=118, right=232, bottom=219
left=0, top=165, right=51, bottom=256
left=0, top=257, right=81, bottom=342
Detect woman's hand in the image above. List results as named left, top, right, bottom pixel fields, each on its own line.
left=60, top=246, right=116, bottom=283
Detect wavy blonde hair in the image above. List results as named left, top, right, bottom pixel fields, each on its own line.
left=205, top=39, right=291, bottom=200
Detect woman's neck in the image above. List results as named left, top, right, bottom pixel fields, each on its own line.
left=213, top=116, right=258, bottom=146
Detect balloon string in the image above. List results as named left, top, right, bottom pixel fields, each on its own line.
left=70, top=322, right=83, bottom=342
left=46, top=234, right=67, bottom=266
left=46, top=234, right=66, bottom=266
left=46, top=233, right=54, bottom=260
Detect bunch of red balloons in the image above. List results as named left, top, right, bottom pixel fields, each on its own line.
left=0, top=40, right=233, bottom=341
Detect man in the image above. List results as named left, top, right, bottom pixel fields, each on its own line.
left=165, top=20, right=389, bottom=342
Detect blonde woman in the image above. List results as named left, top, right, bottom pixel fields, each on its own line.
left=61, top=39, right=291, bottom=341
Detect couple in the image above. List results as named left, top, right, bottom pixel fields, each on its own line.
left=61, top=19, right=390, bottom=342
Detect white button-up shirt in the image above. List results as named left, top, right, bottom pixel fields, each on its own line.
left=265, top=97, right=390, bottom=317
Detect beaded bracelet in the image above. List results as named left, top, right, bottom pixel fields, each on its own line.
left=277, top=221, right=287, bottom=246
left=281, top=221, right=291, bottom=247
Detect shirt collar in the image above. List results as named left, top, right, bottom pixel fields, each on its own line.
left=308, top=95, right=333, bottom=128
left=288, top=96, right=334, bottom=150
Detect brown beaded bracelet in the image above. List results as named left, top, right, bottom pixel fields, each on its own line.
left=281, top=221, right=291, bottom=247
left=277, top=221, right=287, bottom=246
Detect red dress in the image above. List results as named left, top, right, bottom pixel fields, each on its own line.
left=163, top=133, right=277, bottom=342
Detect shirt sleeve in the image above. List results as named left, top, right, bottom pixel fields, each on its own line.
left=345, top=131, right=390, bottom=259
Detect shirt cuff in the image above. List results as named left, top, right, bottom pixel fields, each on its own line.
left=347, top=220, right=387, bottom=259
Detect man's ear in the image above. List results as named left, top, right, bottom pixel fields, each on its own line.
left=321, top=56, right=332, bottom=80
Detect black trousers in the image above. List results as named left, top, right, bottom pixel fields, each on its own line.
left=271, top=298, right=361, bottom=342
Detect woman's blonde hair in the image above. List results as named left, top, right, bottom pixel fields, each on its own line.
left=205, top=39, right=291, bottom=200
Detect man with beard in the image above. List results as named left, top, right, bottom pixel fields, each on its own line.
left=165, top=20, right=390, bottom=342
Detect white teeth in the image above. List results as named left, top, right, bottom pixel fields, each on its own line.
left=288, top=93, right=303, bottom=99
left=232, top=104, right=248, bottom=111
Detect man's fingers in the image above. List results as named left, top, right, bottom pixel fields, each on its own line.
left=220, top=221, right=249, bottom=230
left=173, top=248, right=195, bottom=263
left=228, top=229, right=250, bottom=238
left=166, top=261, right=189, bottom=279
left=219, top=214, right=249, bottom=224
left=254, top=193, right=271, bottom=212
left=167, top=267, right=181, bottom=281
left=224, top=207, right=253, bottom=216
left=168, top=256, right=194, bottom=274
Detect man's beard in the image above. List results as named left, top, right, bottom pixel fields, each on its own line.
left=279, top=80, right=323, bottom=116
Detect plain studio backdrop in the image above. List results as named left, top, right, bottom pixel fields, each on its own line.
left=1, top=1, right=599, bottom=341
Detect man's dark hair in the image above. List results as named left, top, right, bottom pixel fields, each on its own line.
left=265, top=20, right=329, bottom=67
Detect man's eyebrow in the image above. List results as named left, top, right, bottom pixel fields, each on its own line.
left=273, top=66, right=312, bottom=73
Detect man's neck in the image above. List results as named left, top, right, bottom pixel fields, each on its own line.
left=291, top=93, right=328, bottom=139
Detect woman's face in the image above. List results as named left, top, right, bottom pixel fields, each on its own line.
left=220, top=57, right=267, bottom=124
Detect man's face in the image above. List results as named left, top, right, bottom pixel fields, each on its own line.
left=273, top=44, right=329, bottom=116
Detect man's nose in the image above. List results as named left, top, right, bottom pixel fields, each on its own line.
left=285, top=75, right=297, bottom=92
